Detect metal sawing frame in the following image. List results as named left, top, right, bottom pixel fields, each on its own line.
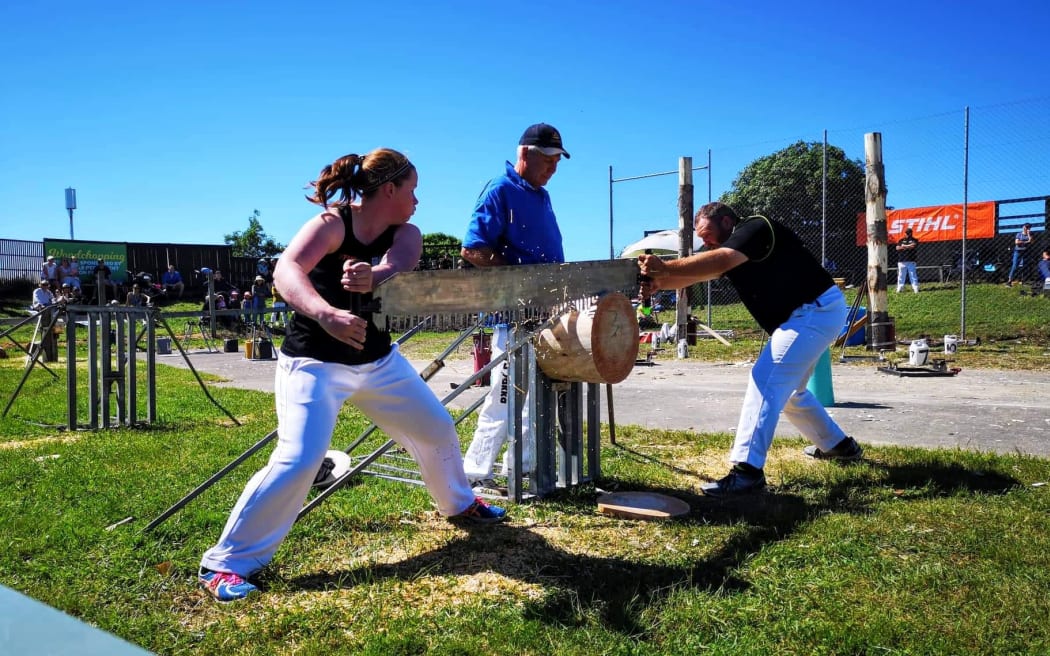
left=146, top=260, right=637, bottom=530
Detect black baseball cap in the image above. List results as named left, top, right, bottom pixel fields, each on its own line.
left=519, top=123, right=570, bottom=159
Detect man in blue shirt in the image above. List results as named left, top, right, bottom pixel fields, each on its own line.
left=161, top=264, right=185, bottom=299
left=461, top=123, right=569, bottom=490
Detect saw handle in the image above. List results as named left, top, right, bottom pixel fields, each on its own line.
left=638, top=249, right=653, bottom=310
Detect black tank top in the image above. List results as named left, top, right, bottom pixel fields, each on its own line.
left=280, top=207, right=398, bottom=365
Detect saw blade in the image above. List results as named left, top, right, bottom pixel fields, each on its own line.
left=372, top=259, right=640, bottom=322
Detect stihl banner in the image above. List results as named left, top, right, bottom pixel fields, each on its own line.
left=856, top=201, right=997, bottom=245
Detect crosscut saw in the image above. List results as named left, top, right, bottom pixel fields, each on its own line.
left=370, top=259, right=641, bottom=325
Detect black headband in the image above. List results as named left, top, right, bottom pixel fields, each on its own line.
left=360, top=161, right=412, bottom=194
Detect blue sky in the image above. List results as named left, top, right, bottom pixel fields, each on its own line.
left=2, top=1, right=1048, bottom=262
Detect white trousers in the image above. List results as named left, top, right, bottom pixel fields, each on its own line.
left=462, top=325, right=534, bottom=480
left=730, top=286, right=850, bottom=469
left=201, top=346, right=475, bottom=577
left=897, top=262, right=919, bottom=292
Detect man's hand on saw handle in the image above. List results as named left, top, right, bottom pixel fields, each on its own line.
left=637, top=254, right=668, bottom=297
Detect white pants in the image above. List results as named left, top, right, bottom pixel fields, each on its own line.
left=730, top=286, right=850, bottom=469
left=201, top=346, right=475, bottom=577
left=462, top=325, right=534, bottom=480
left=897, top=262, right=919, bottom=292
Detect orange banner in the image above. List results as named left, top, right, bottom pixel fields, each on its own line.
left=855, top=201, right=997, bottom=246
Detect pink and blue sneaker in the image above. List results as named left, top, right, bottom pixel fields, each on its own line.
left=199, top=567, right=258, bottom=602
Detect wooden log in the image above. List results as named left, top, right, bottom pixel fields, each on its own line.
left=864, top=132, right=895, bottom=351
left=534, top=293, right=639, bottom=384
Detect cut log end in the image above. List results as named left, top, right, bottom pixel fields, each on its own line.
left=534, top=293, right=639, bottom=384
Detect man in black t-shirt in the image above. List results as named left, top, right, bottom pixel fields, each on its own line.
left=639, top=202, right=863, bottom=498
left=895, top=228, right=920, bottom=293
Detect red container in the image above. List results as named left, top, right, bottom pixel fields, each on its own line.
left=472, top=331, right=492, bottom=386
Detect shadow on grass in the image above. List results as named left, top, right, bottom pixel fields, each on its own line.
left=284, top=457, right=1019, bottom=639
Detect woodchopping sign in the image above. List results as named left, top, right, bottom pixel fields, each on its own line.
left=855, top=200, right=997, bottom=245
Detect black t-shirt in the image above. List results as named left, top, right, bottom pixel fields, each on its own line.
left=722, top=216, right=835, bottom=334
left=281, top=207, right=398, bottom=365
left=896, top=235, right=919, bottom=263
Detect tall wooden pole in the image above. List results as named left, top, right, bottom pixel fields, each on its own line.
left=677, top=157, right=694, bottom=346
left=864, top=133, right=894, bottom=351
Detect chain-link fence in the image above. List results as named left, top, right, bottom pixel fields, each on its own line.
left=623, top=97, right=1050, bottom=347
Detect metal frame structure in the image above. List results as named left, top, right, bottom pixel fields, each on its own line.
left=2, top=305, right=239, bottom=430
left=145, top=310, right=612, bottom=531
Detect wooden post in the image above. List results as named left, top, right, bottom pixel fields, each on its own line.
left=677, top=157, right=694, bottom=347
left=864, top=133, right=895, bottom=351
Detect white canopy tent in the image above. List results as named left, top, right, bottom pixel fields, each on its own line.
left=618, top=229, right=700, bottom=258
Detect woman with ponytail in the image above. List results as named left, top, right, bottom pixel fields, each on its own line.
left=198, top=149, right=506, bottom=603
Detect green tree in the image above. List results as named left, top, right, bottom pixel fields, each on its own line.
left=720, top=141, right=865, bottom=268
left=224, top=210, right=285, bottom=258
left=420, top=231, right=462, bottom=269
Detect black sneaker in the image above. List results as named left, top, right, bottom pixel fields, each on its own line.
left=469, top=477, right=508, bottom=495
left=701, top=466, right=766, bottom=498
left=803, top=436, right=863, bottom=461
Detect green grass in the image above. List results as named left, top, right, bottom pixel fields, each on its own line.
left=2, top=340, right=1050, bottom=655
left=1, top=289, right=1049, bottom=654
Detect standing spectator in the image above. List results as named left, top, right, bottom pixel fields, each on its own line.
left=161, top=264, right=185, bottom=299
left=638, top=202, right=862, bottom=498
left=240, top=291, right=254, bottom=324
left=31, top=280, right=55, bottom=311
left=197, top=148, right=505, bottom=603
left=93, top=258, right=117, bottom=304
left=256, top=258, right=270, bottom=281
left=41, top=256, right=59, bottom=287
left=895, top=228, right=920, bottom=293
left=460, top=123, right=569, bottom=490
left=250, top=275, right=270, bottom=312
left=270, top=281, right=288, bottom=328
left=67, top=257, right=82, bottom=290
left=1007, top=223, right=1033, bottom=285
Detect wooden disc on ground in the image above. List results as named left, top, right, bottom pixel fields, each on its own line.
left=596, top=491, right=691, bottom=520
left=534, top=293, right=639, bottom=384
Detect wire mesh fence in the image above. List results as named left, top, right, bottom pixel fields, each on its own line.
left=627, top=97, right=1050, bottom=347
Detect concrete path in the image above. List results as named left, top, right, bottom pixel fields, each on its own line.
left=157, top=348, right=1050, bottom=458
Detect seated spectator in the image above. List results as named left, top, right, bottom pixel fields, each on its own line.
left=212, top=270, right=236, bottom=296
left=41, top=256, right=59, bottom=288
left=161, top=264, right=185, bottom=299
left=1039, top=250, right=1050, bottom=281
left=57, top=257, right=78, bottom=291
left=201, top=292, right=227, bottom=312
left=31, top=280, right=56, bottom=311
left=125, top=283, right=148, bottom=307
left=59, top=282, right=83, bottom=304
left=226, top=289, right=242, bottom=311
